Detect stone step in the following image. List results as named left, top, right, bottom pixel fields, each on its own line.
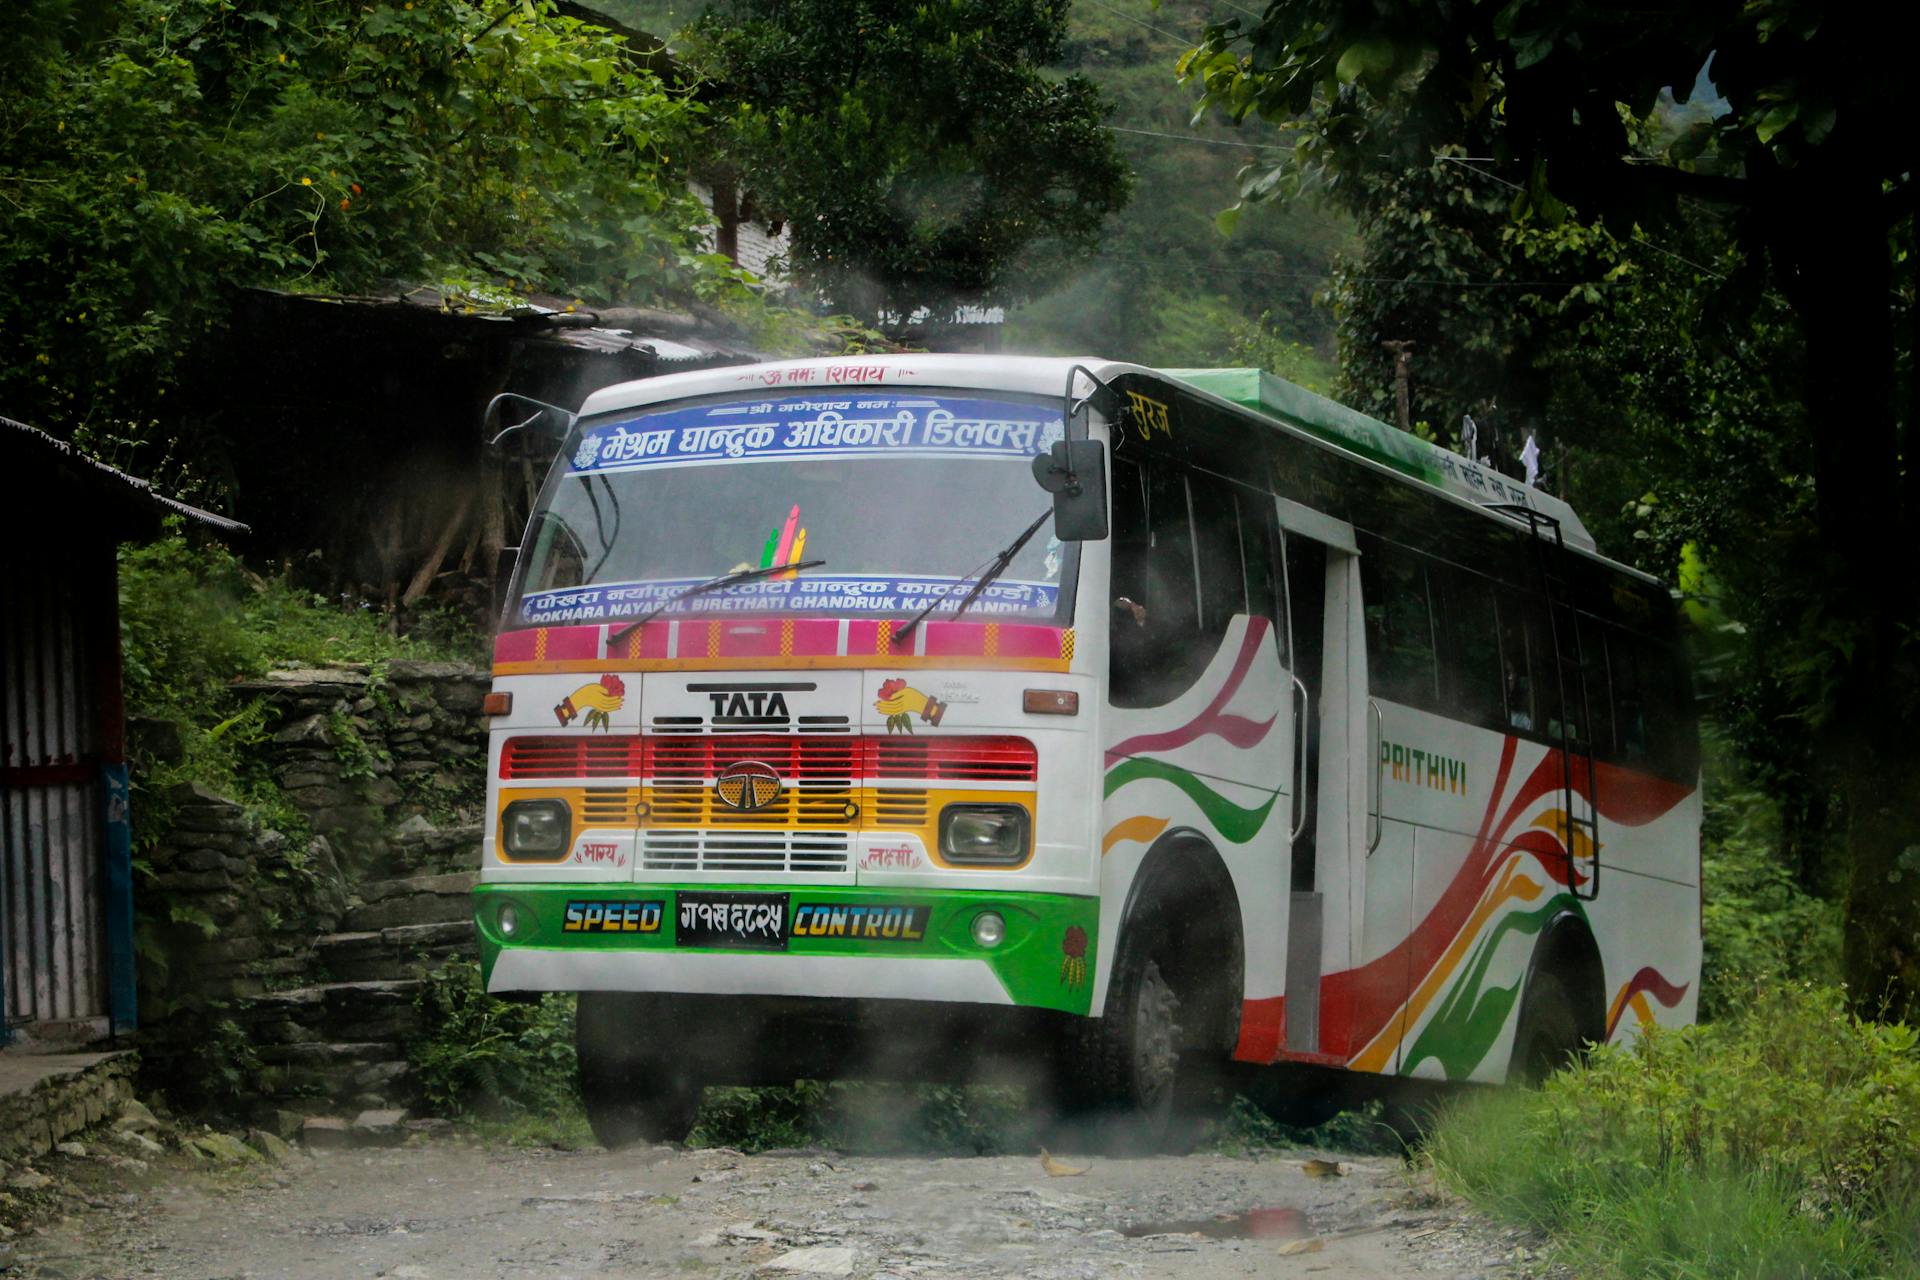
left=238, top=979, right=427, bottom=1044
left=316, top=920, right=475, bottom=982
left=258, top=1049, right=415, bottom=1110
left=342, top=871, right=477, bottom=932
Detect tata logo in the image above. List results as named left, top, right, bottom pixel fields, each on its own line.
left=715, top=760, right=783, bottom=812
left=709, top=690, right=790, bottom=719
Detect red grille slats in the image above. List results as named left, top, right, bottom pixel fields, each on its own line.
left=867, top=736, right=1037, bottom=782
left=500, top=736, right=646, bottom=779
left=499, top=734, right=1035, bottom=784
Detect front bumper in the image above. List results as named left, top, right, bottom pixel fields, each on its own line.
left=473, top=883, right=1098, bottom=1014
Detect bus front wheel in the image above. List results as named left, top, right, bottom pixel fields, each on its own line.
left=1058, top=909, right=1181, bottom=1147
left=576, top=992, right=704, bottom=1148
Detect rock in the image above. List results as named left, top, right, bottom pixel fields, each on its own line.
left=269, top=1110, right=310, bottom=1139
left=245, top=1130, right=298, bottom=1164
left=54, top=1141, right=87, bottom=1158
left=402, top=1117, right=453, bottom=1136
left=301, top=1117, right=354, bottom=1150
left=115, top=1131, right=164, bottom=1157
left=189, top=1132, right=261, bottom=1163
left=766, top=1246, right=858, bottom=1275
left=7, top=1169, right=53, bottom=1191
left=272, top=714, right=336, bottom=747
left=352, top=1109, right=408, bottom=1147
left=393, top=814, right=438, bottom=837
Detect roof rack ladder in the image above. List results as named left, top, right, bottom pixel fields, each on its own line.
left=1486, top=503, right=1600, bottom=901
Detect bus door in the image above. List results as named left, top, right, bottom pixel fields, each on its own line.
left=1273, top=499, right=1361, bottom=1058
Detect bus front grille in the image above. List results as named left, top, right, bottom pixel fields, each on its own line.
left=639, top=830, right=851, bottom=875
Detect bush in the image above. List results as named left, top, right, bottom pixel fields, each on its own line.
left=1696, top=731, right=1842, bottom=1021
left=118, top=526, right=482, bottom=846
left=410, top=962, right=581, bottom=1121
left=687, top=1082, right=1035, bottom=1155
left=1428, top=984, right=1920, bottom=1278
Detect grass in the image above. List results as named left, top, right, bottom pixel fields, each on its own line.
left=1426, top=985, right=1920, bottom=1279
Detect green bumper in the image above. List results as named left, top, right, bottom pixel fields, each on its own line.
left=472, top=883, right=1099, bottom=1014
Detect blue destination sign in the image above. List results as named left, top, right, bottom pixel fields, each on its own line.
left=569, top=394, right=1065, bottom=474
left=521, top=574, right=1060, bottom=625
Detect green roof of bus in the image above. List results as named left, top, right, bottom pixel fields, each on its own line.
left=1161, top=367, right=1595, bottom=552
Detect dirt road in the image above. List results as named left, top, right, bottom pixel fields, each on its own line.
left=9, top=1136, right=1529, bottom=1279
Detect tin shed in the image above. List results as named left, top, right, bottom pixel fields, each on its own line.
left=1, top=417, right=245, bottom=1049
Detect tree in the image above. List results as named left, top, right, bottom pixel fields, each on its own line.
left=1181, top=1, right=1920, bottom=1016
left=0, top=0, right=749, bottom=449
left=680, top=0, right=1132, bottom=326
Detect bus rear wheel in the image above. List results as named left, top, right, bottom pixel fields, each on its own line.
left=1510, top=971, right=1582, bottom=1085
left=576, top=992, right=704, bottom=1148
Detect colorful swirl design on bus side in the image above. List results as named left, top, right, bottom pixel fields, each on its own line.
left=1099, top=620, right=1282, bottom=853
left=1372, top=741, right=1694, bottom=1079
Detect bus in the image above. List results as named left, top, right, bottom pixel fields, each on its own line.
left=474, top=355, right=1700, bottom=1147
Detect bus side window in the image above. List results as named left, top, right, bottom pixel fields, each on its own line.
left=1190, top=472, right=1249, bottom=643
left=1495, top=596, right=1535, bottom=732
left=1439, top=566, right=1503, bottom=730
left=1238, top=487, right=1284, bottom=666
left=1359, top=538, right=1439, bottom=709
left=1109, top=458, right=1204, bottom=707
left=1607, top=628, right=1649, bottom=758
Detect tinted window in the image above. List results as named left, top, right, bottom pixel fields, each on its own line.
left=1439, top=566, right=1504, bottom=728
left=1191, top=474, right=1247, bottom=642
left=1495, top=594, right=1538, bottom=732
left=1111, top=459, right=1209, bottom=706
left=1360, top=538, right=1439, bottom=709
left=1238, top=490, right=1283, bottom=655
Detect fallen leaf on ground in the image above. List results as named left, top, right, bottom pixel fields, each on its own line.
left=1300, top=1159, right=1347, bottom=1178
left=1277, top=1237, right=1325, bottom=1255
left=1040, top=1149, right=1087, bottom=1177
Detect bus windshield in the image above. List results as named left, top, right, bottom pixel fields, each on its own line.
left=514, top=389, right=1075, bottom=628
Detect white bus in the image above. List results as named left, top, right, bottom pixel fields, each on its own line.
left=474, top=355, right=1701, bottom=1145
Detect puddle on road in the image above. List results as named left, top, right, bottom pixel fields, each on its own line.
left=1121, top=1206, right=1309, bottom=1240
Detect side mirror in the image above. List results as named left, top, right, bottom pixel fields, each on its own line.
left=493, top=545, right=520, bottom=626
left=1031, top=441, right=1108, bottom=541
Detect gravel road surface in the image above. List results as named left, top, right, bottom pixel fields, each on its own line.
left=9, top=1136, right=1532, bottom=1279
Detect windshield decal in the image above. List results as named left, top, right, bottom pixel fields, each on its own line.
left=568, top=394, right=1064, bottom=474
left=522, top=574, right=1060, bottom=625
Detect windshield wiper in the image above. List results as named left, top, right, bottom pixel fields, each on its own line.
left=606, top=560, right=826, bottom=644
left=893, top=507, right=1053, bottom=644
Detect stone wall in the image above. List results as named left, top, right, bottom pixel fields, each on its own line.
left=135, top=660, right=489, bottom=1123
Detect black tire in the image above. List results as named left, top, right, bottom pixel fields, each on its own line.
left=576, top=992, right=704, bottom=1148
left=1510, top=971, right=1583, bottom=1085
left=1054, top=907, right=1182, bottom=1150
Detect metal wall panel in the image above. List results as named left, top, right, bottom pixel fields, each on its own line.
left=1, top=549, right=110, bottom=1033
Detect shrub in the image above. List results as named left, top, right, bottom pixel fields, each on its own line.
left=118, top=526, right=482, bottom=846
left=410, top=961, right=580, bottom=1121
left=1428, top=984, right=1920, bottom=1278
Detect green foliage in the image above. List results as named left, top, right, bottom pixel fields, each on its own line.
left=687, top=1082, right=1034, bottom=1155
left=1698, top=731, right=1842, bottom=1022
left=1428, top=985, right=1920, bottom=1278
left=1199, top=1095, right=1400, bottom=1157
left=118, top=525, right=477, bottom=846
left=1222, top=311, right=1336, bottom=394
left=411, top=961, right=581, bottom=1120
left=1, top=0, right=762, bottom=442
left=681, top=0, right=1131, bottom=323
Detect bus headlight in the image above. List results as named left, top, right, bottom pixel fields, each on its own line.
left=939, top=804, right=1030, bottom=866
left=502, top=799, right=571, bottom=860
left=498, top=902, right=522, bottom=938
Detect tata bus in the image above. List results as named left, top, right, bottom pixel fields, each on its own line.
left=474, top=355, right=1700, bottom=1146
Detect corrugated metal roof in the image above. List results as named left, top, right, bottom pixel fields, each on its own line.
left=0, top=415, right=249, bottom=534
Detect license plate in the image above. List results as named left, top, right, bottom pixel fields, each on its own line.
left=675, top=891, right=789, bottom=951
